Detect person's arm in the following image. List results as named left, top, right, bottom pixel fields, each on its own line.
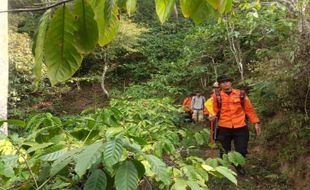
left=244, top=96, right=261, bottom=136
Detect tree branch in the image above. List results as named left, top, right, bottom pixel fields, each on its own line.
left=0, top=0, right=74, bottom=13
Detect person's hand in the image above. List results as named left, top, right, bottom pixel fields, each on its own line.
left=209, top=115, right=216, bottom=121
left=255, top=123, right=261, bottom=136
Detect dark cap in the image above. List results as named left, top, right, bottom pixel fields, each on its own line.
left=217, top=75, right=233, bottom=83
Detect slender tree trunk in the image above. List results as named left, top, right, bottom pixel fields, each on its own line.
left=101, top=53, right=109, bottom=98
left=0, top=0, right=8, bottom=135
left=225, top=18, right=244, bottom=81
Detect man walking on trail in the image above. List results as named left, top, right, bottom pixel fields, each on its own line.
left=212, top=75, right=261, bottom=175
left=191, top=91, right=206, bottom=123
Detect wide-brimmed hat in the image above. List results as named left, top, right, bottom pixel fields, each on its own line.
left=217, top=75, right=233, bottom=83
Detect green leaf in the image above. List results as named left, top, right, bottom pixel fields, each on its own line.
left=103, top=139, right=123, bottom=167
left=73, top=0, right=99, bottom=54
left=27, top=142, right=53, bottom=153
left=145, top=155, right=171, bottom=185
left=33, top=9, right=51, bottom=89
left=155, top=0, right=176, bottom=24
left=50, top=148, right=82, bottom=176
left=92, top=0, right=120, bottom=46
left=215, top=166, right=237, bottom=185
left=187, top=181, right=203, bottom=190
left=132, top=160, right=145, bottom=179
left=0, top=161, right=15, bottom=178
left=44, top=5, right=83, bottom=85
left=180, top=0, right=215, bottom=25
left=115, top=161, right=139, bottom=190
left=126, top=0, right=137, bottom=16
left=171, top=179, right=187, bottom=190
left=194, top=132, right=204, bottom=145
left=84, top=169, right=107, bottom=190
left=180, top=0, right=191, bottom=18
left=227, top=151, right=245, bottom=166
left=75, top=141, right=105, bottom=177
left=224, top=0, right=232, bottom=13
left=40, top=148, right=68, bottom=161
left=0, top=119, right=26, bottom=128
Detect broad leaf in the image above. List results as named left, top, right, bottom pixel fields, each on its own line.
left=194, top=132, right=204, bottom=145
left=145, top=155, right=171, bottom=185
left=32, top=10, right=51, bottom=89
left=180, top=0, right=215, bottom=25
left=126, top=0, right=137, bottom=16
left=75, top=141, right=105, bottom=177
left=92, top=0, right=120, bottom=46
left=27, top=142, right=53, bottom=153
left=215, top=166, right=237, bottom=185
left=73, top=0, right=98, bottom=53
left=44, top=5, right=83, bottom=85
left=155, top=0, right=176, bottom=24
left=40, top=148, right=68, bottom=161
left=171, top=179, right=187, bottom=190
left=103, top=139, right=123, bottom=166
left=50, top=148, right=82, bottom=176
left=0, top=119, right=26, bottom=128
left=115, top=161, right=139, bottom=190
left=228, top=151, right=245, bottom=166
left=84, top=169, right=107, bottom=190
left=207, top=0, right=232, bottom=13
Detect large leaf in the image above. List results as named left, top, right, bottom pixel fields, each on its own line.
left=155, top=0, right=176, bottom=24
left=145, top=155, right=171, bottom=185
left=171, top=179, right=187, bottom=190
left=50, top=148, right=82, bottom=176
left=91, top=0, right=120, bottom=46
left=103, top=139, right=123, bottom=166
left=40, top=148, right=68, bottom=161
left=44, top=5, right=83, bottom=85
left=84, top=169, right=107, bottom=190
left=207, top=0, right=228, bottom=13
left=115, top=161, right=139, bottom=190
left=126, top=0, right=137, bottom=16
left=180, top=0, right=215, bottom=25
left=228, top=151, right=246, bottom=166
left=75, top=141, right=105, bottom=177
left=73, top=0, right=98, bottom=53
left=215, top=166, right=237, bottom=185
left=32, top=10, right=51, bottom=89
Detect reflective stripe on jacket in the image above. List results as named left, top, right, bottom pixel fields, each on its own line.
left=212, top=89, right=260, bottom=128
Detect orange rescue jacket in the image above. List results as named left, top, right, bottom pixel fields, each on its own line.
left=183, top=97, right=192, bottom=112
left=212, top=89, right=260, bottom=128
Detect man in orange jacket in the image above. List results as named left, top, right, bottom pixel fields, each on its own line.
left=212, top=75, right=261, bottom=175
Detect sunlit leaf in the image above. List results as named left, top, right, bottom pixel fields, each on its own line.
left=126, top=0, right=137, bottom=16
left=33, top=10, right=51, bottom=89
left=44, top=5, right=83, bottom=85
left=84, top=169, right=107, bottom=190
left=115, top=161, right=139, bottom=190
left=73, top=0, right=98, bottom=53
left=155, top=0, right=176, bottom=24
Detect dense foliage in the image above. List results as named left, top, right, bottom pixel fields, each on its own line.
left=4, top=0, right=310, bottom=189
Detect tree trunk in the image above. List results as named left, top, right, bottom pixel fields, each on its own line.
left=0, top=0, right=8, bottom=135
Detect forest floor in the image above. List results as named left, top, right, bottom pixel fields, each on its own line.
left=56, top=85, right=307, bottom=190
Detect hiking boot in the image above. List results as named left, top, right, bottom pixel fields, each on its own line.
left=234, top=165, right=246, bottom=176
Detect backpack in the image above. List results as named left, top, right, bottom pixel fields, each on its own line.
left=214, top=90, right=246, bottom=119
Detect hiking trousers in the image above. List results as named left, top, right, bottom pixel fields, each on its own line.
left=217, top=126, right=249, bottom=157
